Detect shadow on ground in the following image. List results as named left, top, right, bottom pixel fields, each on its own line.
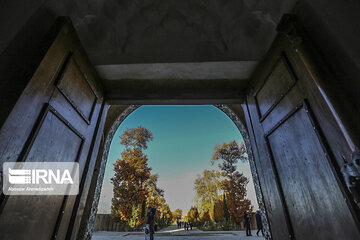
left=92, top=225, right=266, bottom=240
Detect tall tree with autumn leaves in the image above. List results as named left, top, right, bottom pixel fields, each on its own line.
left=146, top=173, right=173, bottom=227
left=172, top=209, right=183, bottom=223
left=112, top=126, right=172, bottom=229
left=194, top=140, right=252, bottom=228
left=111, top=126, right=153, bottom=227
left=211, top=140, right=252, bottom=225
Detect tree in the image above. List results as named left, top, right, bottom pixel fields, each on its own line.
left=187, top=207, right=199, bottom=223
left=145, top=174, right=164, bottom=218
left=129, top=201, right=140, bottom=228
left=145, top=173, right=172, bottom=227
left=211, top=140, right=247, bottom=174
left=111, top=126, right=153, bottom=225
left=193, top=169, right=222, bottom=220
left=146, top=174, right=164, bottom=202
left=223, top=194, right=230, bottom=222
left=199, top=210, right=210, bottom=222
left=120, top=126, right=153, bottom=150
left=141, top=200, right=146, bottom=220
left=211, top=140, right=252, bottom=225
left=226, top=171, right=252, bottom=224
left=212, top=199, right=224, bottom=222
left=111, top=126, right=172, bottom=229
left=172, top=209, right=183, bottom=222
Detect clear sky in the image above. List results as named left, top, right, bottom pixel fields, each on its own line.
left=97, top=105, right=258, bottom=214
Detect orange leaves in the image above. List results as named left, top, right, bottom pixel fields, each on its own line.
left=200, top=210, right=211, bottom=222
left=194, top=140, right=252, bottom=225
left=172, top=209, right=183, bottom=221
left=111, top=127, right=153, bottom=223
left=213, top=199, right=224, bottom=222
left=187, top=207, right=199, bottom=222
left=111, top=127, right=172, bottom=228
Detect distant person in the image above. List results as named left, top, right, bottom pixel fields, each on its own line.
left=189, top=221, right=193, bottom=230
left=256, top=210, right=264, bottom=236
left=144, top=223, right=150, bottom=240
left=186, top=222, right=189, bottom=230
left=244, top=211, right=252, bottom=236
left=146, top=207, right=156, bottom=240
left=184, top=222, right=187, bottom=230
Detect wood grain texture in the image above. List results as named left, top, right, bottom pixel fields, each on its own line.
left=255, top=54, right=297, bottom=121
left=266, top=103, right=358, bottom=239
left=0, top=18, right=105, bottom=240
left=244, top=17, right=360, bottom=239
left=57, top=56, right=97, bottom=123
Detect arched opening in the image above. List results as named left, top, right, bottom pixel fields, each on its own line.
left=1, top=4, right=359, bottom=239
left=86, top=104, right=270, bottom=239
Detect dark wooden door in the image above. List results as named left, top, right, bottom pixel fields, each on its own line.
left=243, top=19, right=360, bottom=239
left=0, top=18, right=106, bottom=240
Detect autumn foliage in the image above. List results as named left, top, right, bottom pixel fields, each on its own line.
left=111, top=126, right=172, bottom=228
left=111, top=127, right=252, bottom=230
left=187, top=207, right=199, bottom=222
left=199, top=210, right=211, bottom=222
left=172, top=209, right=183, bottom=222
left=194, top=140, right=252, bottom=227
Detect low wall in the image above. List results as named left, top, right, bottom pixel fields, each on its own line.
left=93, top=214, right=128, bottom=232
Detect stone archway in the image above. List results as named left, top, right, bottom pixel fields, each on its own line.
left=84, top=104, right=271, bottom=239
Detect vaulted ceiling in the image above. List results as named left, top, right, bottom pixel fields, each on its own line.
left=42, top=0, right=297, bottom=103
left=44, top=0, right=296, bottom=65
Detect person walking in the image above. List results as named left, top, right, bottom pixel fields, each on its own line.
left=146, top=207, right=156, bottom=240
left=244, top=211, right=252, bottom=236
left=256, top=210, right=264, bottom=236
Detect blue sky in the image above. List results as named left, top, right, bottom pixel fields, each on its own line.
left=97, top=105, right=258, bottom=214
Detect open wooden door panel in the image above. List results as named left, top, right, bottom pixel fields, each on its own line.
left=243, top=16, right=360, bottom=240
left=0, top=18, right=107, bottom=240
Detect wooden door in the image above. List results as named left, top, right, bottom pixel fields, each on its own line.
left=243, top=17, right=360, bottom=239
left=0, top=18, right=106, bottom=240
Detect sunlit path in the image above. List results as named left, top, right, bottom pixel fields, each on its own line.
left=92, top=228, right=267, bottom=240
left=159, top=224, right=202, bottom=234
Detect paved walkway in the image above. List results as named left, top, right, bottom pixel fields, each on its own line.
left=92, top=225, right=266, bottom=240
